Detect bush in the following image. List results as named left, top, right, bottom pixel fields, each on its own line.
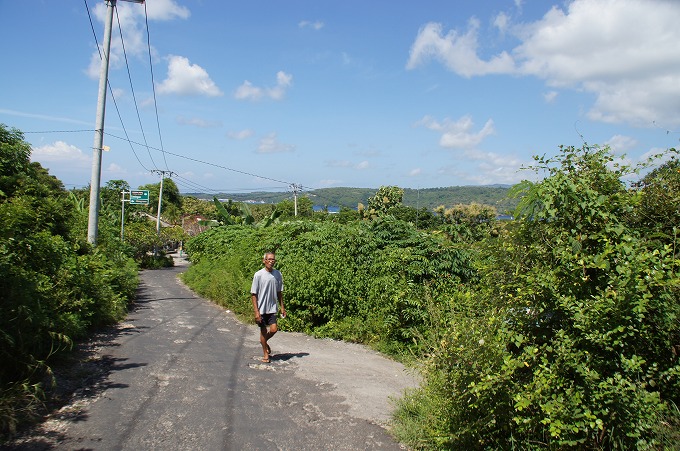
left=182, top=219, right=476, bottom=357
left=393, top=145, right=680, bottom=449
left=0, top=124, right=139, bottom=437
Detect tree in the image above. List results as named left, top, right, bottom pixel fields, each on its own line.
left=434, top=202, right=498, bottom=242
left=276, top=196, right=313, bottom=220
left=365, top=185, right=404, bottom=218
left=395, top=145, right=680, bottom=449
left=632, top=154, right=680, bottom=245
left=139, top=178, right=182, bottom=223
left=0, top=124, right=31, bottom=199
left=0, top=124, right=138, bottom=434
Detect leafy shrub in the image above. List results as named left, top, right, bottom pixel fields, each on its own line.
left=0, top=124, right=139, bottom=436
left=182, top=219, right=476, bottom=356
left=393, top=145, right=680, bottom=449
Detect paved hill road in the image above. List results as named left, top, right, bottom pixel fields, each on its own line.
left=8, top=256, right=418, bottom=450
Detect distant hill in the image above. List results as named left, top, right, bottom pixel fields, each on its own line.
left=185, top=185, right=519, bottom=214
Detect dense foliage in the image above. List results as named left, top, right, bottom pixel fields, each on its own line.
left=182, top=219, right=476, bottom=355
left=183, top=144, right=679, bottom=449
left=393, top=145, right=679, bottom=449
left=0, top=124, right=139, bottom=436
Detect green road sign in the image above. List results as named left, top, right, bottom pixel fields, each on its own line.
left=130, top=190, right=150, bottom=205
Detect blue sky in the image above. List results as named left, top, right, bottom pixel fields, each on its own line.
left=1, top=0, right=679, bottom=195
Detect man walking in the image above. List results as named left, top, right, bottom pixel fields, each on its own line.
left=251, top=252, right=285, bottom=363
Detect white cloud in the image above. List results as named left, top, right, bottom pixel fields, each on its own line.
left=257, top=133, right=294, bottom=153
left=543, top=90, right=558, bottom=103
left=144, top=0, right=190, bottom=21
left=105, top=162, right=126, bottom=175
left=176, top=116, right=222, bottom=128
left=87, top=0, right=189, bottom=79
left=493, top=12, right=509, bottom=34
left=407, top=0, right=680, bottom=127
left=409, top=168, right=422, bottom=176
left=299, top=20, right=324, bottom=30
left=31, top=141, right=91, bottom=166
left=437, top=149, right=527, bottom=185
left=406, top=20, right=514, bottom=77
left=605, top=134, right=638, bottom=154
left=157, top=55, right=223, bottom=97
left=415, top=115, right=495, bottom=149
left=228, top=129, right=255, bottom=140
left=235, top=71, right=293, bottom=101
left=318, top=179, right=343, bottom=187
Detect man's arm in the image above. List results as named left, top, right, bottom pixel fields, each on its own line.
left=251, top=294, right=261, bottom=323
left=278, top=292, right=286, bottom=317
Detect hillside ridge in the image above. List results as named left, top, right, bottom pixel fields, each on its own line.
left=186, top=185, right=518, bottom=214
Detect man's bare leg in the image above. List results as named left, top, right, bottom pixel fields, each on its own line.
left=260, top=324, right=278, bottom=362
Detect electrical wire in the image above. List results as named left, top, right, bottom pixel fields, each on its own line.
left=69, top=3, right=358, bottom=210
left=24, top=125, right=358, bottom=209
left=83, top=0, right=151, bottom=172
left=115, top=5, right=158, bottom=171
left=144, top=1, right=169, bottom=171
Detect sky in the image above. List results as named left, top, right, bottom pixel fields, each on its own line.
left=1, top=0, right=679, bottom=196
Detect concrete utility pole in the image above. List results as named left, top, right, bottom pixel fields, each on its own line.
left=152, top=170, right=175, bottom=236
left=290, top=183, right=302, bottom=216
left=87, top=0, right=116, bottom=245
left=121, top=190, right=128, bottom=240
left=87, top=0, right=145, bottom=245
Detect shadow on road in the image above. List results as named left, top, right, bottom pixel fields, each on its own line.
left=270, top=352, right=310, bottom=362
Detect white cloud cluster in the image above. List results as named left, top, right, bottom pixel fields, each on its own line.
left=235, top=71, right=293, bottom=101
left=30, top=141, right=92, bottom=179
left=87, top=0, right=188, bottom=78
left=415, top=115, right=495, bottom=149
left=407, top=20, right=514, bottom=77
left=31, top=141, right=90, bottom=166
left=176, top=116, right=222, bottom=128
left=257, top=132, right=295, bottom=153
left=407, top=0, right=680, bottom=127
left=157, top=55, right=223, bottom=97
left=299, top=20, right=324, bottom=30
left=438, top=149, right=527, bottom=185
left=228, top=129, right=255, bottom=140
left=87, top=0, right=223, bottom=99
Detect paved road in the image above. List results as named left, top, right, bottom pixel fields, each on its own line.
left=8, top=258, right=417, bottom=450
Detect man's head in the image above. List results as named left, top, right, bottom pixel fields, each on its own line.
left=262, top=252, right=276, bottom=271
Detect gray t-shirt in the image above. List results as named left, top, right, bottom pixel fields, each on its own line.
left=250, top=268, right=283, bottom=314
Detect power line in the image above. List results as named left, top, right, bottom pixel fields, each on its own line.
left=144, top=1, right=169, bottom=171
left=101, top=131, right=292, bottom=187
left=83, top=0, right=151, bottom=173
left=115, top=5, right=158, bottom=171
left=21, top=126, right=358, bottom=207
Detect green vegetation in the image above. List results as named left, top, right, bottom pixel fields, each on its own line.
left=0, top=124, right=140, bottom=436
left=185, top=184, right=517, bottom=214
left=182, top=144, right=679, bottom=449
left=3, top=117, right=678, bottom=449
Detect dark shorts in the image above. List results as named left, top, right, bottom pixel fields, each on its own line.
left=258, top=313, right=277, bottom=327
